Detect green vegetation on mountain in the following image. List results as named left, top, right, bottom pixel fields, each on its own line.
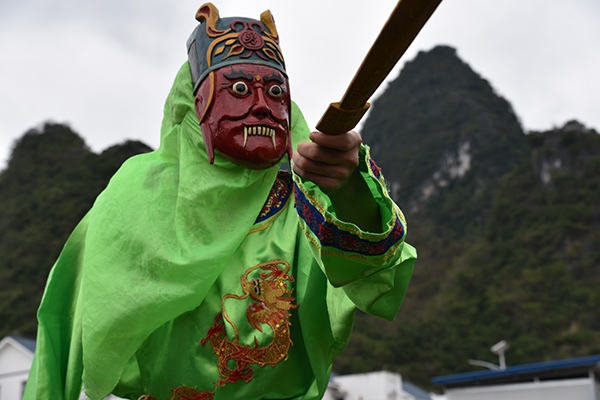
left=335, top=119, right=600, bottom=388
left=0, top=46, right=598, bottom=392
left=0, top=123, right=151, bottom=338
left=333, top=47, right=600, bottom=389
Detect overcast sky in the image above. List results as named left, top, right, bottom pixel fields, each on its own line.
left=1, top=0, right=599, bottom=168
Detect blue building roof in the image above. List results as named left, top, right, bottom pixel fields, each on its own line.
left=432, top=354, right=600, bottom=387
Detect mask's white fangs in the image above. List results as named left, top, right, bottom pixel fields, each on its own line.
left=243, top=126, right=277, bottom=149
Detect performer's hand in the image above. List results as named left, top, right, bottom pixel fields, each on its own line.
left=293, top=130, right=382, bottom=233
left=292, top=130, right=362, bottom=191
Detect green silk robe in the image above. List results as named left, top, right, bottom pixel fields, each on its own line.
left=24, top=62, right=416, bottom=400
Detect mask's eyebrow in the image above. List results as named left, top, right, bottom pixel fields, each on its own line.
left=223, top=68, right=253, bottom=81
left=263, top=72, right=285, bottom=84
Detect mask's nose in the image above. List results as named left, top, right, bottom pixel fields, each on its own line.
left=251, top=88, right=270, bottom=117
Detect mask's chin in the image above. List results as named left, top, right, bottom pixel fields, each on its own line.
left=220, top=151, right=286, bottom=170
left=216, top=138, right=289, bottom=170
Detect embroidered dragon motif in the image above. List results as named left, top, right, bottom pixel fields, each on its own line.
left=140, top=260, right=296, bottom=399
left=201, top=259, right=297, bottom=386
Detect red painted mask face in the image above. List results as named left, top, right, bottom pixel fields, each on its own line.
left=195, top=64, right=292, bottom=169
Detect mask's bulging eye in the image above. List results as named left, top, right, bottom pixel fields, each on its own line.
left=232, top=81, right=249, bottom=95
left=268, top=85, right=283, bottom=98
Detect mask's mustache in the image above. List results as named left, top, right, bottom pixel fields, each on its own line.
left=233, top=105, right=288, bottom=127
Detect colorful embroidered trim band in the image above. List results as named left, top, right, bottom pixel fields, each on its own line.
left=293, top=181, right=405, bottom=256
left=368, top=157, right=384, bottom=185
left=254, top=171, right=292, bottom=224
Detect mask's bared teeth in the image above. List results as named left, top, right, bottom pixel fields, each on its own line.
left=244, top=126, right=276, bottom=146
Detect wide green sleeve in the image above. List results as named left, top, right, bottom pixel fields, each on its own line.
left=293, top=145, right=416, bottom=321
